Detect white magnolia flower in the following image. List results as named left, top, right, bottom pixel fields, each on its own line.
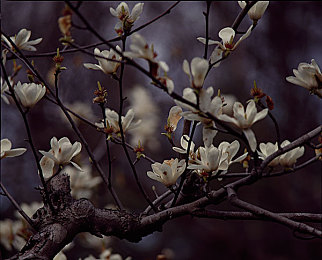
left=183, top=57, right=209, bottom=89
left=14, top=81, right=46, bottom=108
left=65, top=165, right=102, bottom=199
left=218, top=140, right=248, bottom=167
left=286, top=59, right=322, bottom=97
left=279, top=140, right=305, bottom=167
left=197, top=25, right=253, bottom=55
left=2, top=28, right=42, bottom=51
left=1, top=77, right=12, bottom=104
left=175, top=87, right=224, bottom=147
left=84, top=46, right=122, bottom=74
left=96, top=108, right=141, bottom=135
left=188, top=145, right=228, bottom=176
left=61, top=101, right=96, bottom=126
left=129, top=86, right=160, bottom=151
left=222, top=94, right=237, bottom=116
left=124, top=33, right=172, bottom=92
left=258, top=142, right=280, bottom=166
left=147, top=158, right=186, bottom=187
left=39, top=137, right=82, bottom=178
left=0, top=219, right=25, bottom=251
left=218, top=100, right=268, bottom=152
left=110, top=2, right=144, bottom=34
left=100, top=248, right=132, bottom=260
left=238, top=1, right=269, bottom=22
left=1, top=138, right=26, bottom=159
left=173, top=135, right=196, bottom=160
left=124, top=33, right=158, bottom=62
left=166, top=106, right=182, bottom=132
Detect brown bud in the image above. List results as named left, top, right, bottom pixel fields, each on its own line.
left=265, top=95, right=274, bottom=110
left=250, top=87, right=265, bottom=99
left=53, top=55, right=64, bottom=64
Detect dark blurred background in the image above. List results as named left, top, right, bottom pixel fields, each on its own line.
left=1, top=1, right=321, bottom=259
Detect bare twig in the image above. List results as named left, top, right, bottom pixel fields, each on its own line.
left=226, top=187, right=322, bottom=238
left=0, top=181, right=36, bottom=230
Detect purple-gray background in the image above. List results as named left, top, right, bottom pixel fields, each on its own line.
left=1, top=1, right=321, bottom=259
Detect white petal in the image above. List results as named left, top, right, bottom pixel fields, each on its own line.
left=243, top=129, right=257, bottom=152
left=3, top=148, right=27, bottom=158
left=218, top=27, right=235, bottom=44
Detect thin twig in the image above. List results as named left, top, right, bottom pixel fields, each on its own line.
left=0, top=181, right=36, bottom=231
left=226, top=187, right=322, bottom=238
left=0, top=61, right=53, bottom=211
left=192, top=209, right=322, bottom=223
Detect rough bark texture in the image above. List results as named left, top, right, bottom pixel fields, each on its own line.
left=8, top=173, right=167, bottom=259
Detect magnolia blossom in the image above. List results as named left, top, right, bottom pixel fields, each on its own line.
left=173, top=135, right=196, bottom=160
left=96, top=108, right=141, bottom=135
left=110, top=2, right=144, bottom=34
left=129, top=86, right=160, bottom=151
left=222, top=94, right=237, bottom=116
left=1, top=138, right=26, bottom=159
left=188, top=145, right=228, bottom=176
left=2, top=28, right=42, bottom=51
left=124, top=33, right=156, bottom=61
left=84, top=46, right=122, bottom=75
left=1, top=77, right=12, bottom=104
left=60, top=101, right=96, bottom=126
left=258, top=142, right=280, bottom=166
left=286, top=59, right=322, bottom=97
left=65, top=165, right=102, bottom=199
left=187, top=140, right=246, bottom=177
left=218, top=100, right=268, bottom=152
left=0, top=219, right=25, bottom=251
left=123, top=33, right=169, bottom=71
left=176, top=87, right=224, bottom=147
left=124, top=33, right=173, bottom=92
left=258, top=140, right=305, bottom=167
left=14, top=81, right=46, bottom=108
left=238, top=1, right=269, bottom=22
left=198, top=25, right=253, bottom=51
left=183, top=57, right=209, bottom=89
left=279, top=140, right=305, bottom=167
left=197, top=25, right=253, bottom=65
left=83, top=248, right=132, bottom=260
left=147, top=158, right=186, bottom=187
left=218, top=140, right=248, bottom=167
left=39, top=137, right=82, bottom=178
left=166, top=106, right=182, bottom=132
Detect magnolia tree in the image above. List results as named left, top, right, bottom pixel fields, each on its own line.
left=1, top=1, right=321, bottom=259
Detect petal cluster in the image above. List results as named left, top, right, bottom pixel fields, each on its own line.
left=147, top=158, right=186, bottom=187
left=183, top=57, right=209, bottom=89
left=84, top=46, right=122, bottom=75
left=96, top=108, right=141, bottom=135
left=166, top=106, right=182, bottom=133
left=219, top=100, right=268, bottom=151
left=2, top=28, right=42, bottom=51
left=286, top=59, right=322, bottom=97
left=110, top=2, right=144, bottom=35
left=1, top=138, right=26, bottom=159
left=238, top=1, right=269, bottom=22
left=14, top=81, right=46, bottom=108
left=187, top=140, right=247, bottom=177
left=175, top=87, right=224, bottom=147
left=258, top=140, right=305, bottom=167
left=124, top=33, right=174, bottom=93
left=39, top=137, right=82, bottom=178
left=1, top=77, right=12, bottom=104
